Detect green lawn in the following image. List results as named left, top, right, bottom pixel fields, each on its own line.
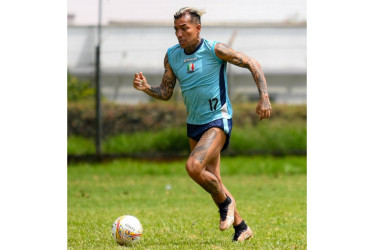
left=68, top=156, right=306, bottom=249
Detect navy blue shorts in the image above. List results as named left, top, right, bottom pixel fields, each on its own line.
left=187, top=118, right=233, bottom=151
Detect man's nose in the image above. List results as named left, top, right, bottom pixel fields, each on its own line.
left=176, top=30, right=183, bottom=38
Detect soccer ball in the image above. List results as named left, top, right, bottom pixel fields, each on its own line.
left=111, top=215, right=143, bottom=246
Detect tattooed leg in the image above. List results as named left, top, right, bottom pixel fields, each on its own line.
left=190, top=129, right=217, bottom=163
left=188, top=130, right=244, bottom=226
left=186, top=128, right=227, bottom=203
left=206, top=155, right=244, bottom=226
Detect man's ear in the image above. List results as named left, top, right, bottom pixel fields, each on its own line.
left=196, top=24, right=201, bottom=34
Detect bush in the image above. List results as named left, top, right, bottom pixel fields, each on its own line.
left=67, top=73, right=95, bottom=102
left=68, top=123, right=306, bottom=156
left=228, top=121, right=306, bottom=155
left=67, top=102, right=306, bottom=156
left=68, top=101, right=306, bottom=137
left=100, top=127, right=189, bottom=155
left=68, top=101, right=187, bottom=137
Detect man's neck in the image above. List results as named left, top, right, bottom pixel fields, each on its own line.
left=184, top=38, right=202, bottom=54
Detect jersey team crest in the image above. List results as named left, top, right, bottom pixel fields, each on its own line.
left=187, top=62, right=195, bottom=73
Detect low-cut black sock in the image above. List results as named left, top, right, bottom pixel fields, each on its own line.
left=218, top=195, right=231, bottom=208
left=234, top=220, right=247, bottom=232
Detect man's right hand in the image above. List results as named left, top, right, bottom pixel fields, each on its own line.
left=133, top=72, right=150, bottom=91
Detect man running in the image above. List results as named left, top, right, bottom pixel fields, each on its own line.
left=133, top=7, right=271, bottom=242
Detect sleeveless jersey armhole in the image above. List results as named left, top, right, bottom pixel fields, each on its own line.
left=212, top=41, right=223, bottom=63
left=167, top=48, right=174, bottom=73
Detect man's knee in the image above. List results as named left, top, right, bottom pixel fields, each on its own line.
left=185, top=157, right=203, bottom=180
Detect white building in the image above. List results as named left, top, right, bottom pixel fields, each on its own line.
left=68, top=23, right=306, bottom=104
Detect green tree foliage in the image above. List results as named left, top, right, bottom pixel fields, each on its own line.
left=67, top=73, right=95, bottom=102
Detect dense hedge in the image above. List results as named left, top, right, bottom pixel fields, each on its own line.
left=68, top=123, right=306, bottom=156
left=68, top=101, right=306, bottom=137
left=68, top=101, right=185, bottom=137
left=68, top=101, right=306, bottom=156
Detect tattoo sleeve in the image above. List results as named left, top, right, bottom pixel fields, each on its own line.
left=215, top=43, right=268, bottom=97
left=144, top=53, right=177, bottom=101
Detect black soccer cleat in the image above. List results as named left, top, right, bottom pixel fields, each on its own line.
left=218, top=197, right=235, bottom=231
left=232, top=225, right=253, bottom=242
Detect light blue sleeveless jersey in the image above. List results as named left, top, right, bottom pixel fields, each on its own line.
left=167, top=39, right=233, bottom=125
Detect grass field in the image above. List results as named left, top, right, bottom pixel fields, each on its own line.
left=68, top=156, right=306, bottom=249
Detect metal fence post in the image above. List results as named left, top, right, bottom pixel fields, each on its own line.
left=95, top=0, right=103, bottom=157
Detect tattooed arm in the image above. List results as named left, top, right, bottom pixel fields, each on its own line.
left=133, top=53, right=177, bottom=101
left=215, top=43, right=272, bottom=120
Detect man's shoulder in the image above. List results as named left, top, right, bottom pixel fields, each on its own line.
left=167, top=43, right=182, bottom=54
left=203, top=39, right=221, bottom=49
left=203, top=39, right=215, bottom=46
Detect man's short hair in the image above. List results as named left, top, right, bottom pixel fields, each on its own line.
left=174, top=7, right=206, bottom=24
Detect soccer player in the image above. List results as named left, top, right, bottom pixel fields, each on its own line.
left=133, top=7, right=271, bottom=242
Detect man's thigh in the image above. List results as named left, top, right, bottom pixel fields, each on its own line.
left=189, top=127, right=226, bottom=166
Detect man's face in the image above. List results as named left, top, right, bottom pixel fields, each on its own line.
left=174, top=14, right=201, bottom=50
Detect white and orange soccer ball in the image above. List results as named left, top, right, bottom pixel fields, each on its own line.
left=111, top=215, right=143, bottom=246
